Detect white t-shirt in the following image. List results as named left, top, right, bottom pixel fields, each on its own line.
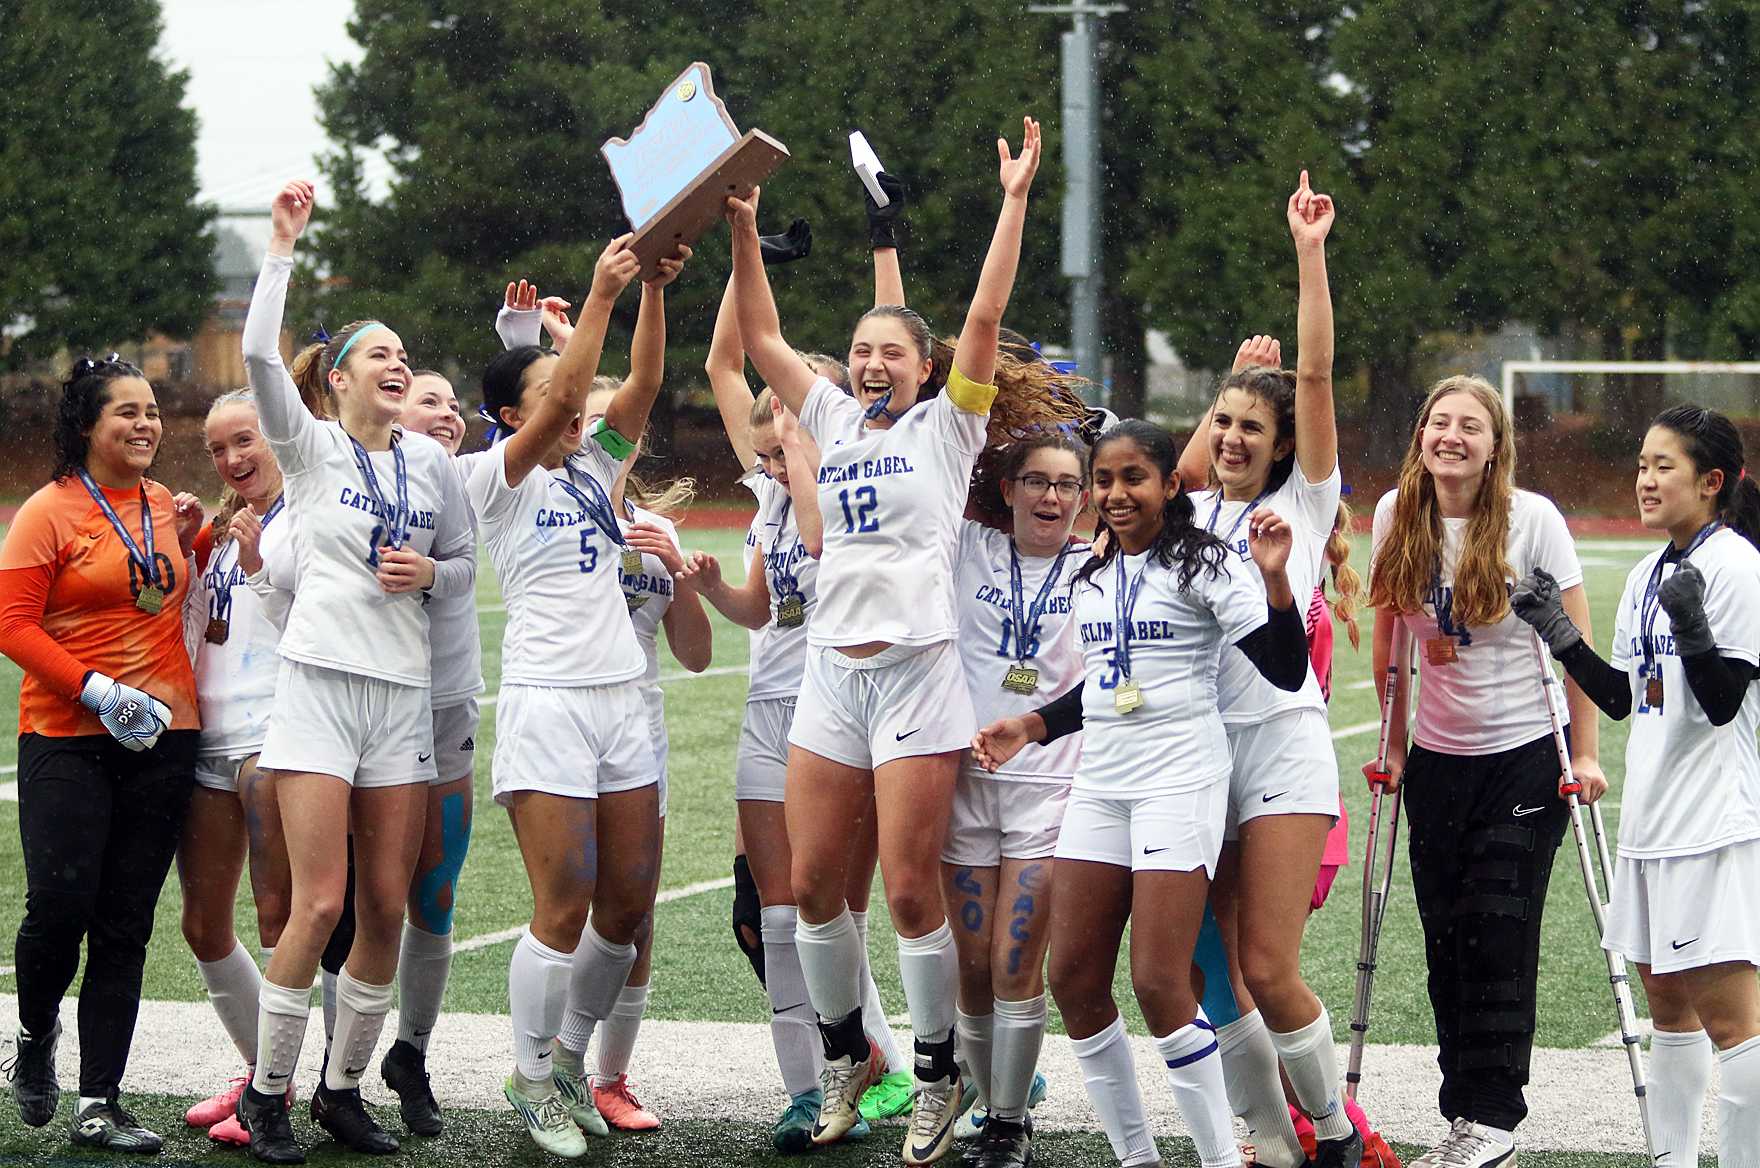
left=797, top=377, right=987, bottom=648
left=1371, top=488, right=1582, bottom=755
left=1073, top=549, right=1268, bottom=798
left=1611, top=527, right=1760, bottom=858
left=427, top=456, right=485, bottom=708
left=195, top=511, right=290, bottom=757
left=744, top=473, right=817, bottom=703
left=1189, top=462, right=1340, bottom=723
left=954, top=521, right=1089, bottom=783
left=243, top=254, right=475, bottom=688
left=466, top=440, right=645, bottom=688
left=619, top=504, right=680, bottom=694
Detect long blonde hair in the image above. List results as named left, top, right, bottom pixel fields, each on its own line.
left=1325, top=497, right=1367, bottom=649
left=585, top=375, right=697, bottom=520
left=1368, top=375, right=1515, bottom=628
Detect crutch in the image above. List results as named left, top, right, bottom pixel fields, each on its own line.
left=1529, top=631, right=1655, bottom=1159
left=1346, top=621, right=1412, bottom=1101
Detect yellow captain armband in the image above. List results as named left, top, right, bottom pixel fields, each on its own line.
left=945, top=364, right=998, bottom=415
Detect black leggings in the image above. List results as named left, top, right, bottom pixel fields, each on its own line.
left=1403, top=733, right=1572, bottom=1132
left=14, top=731, right=197, bottom=1097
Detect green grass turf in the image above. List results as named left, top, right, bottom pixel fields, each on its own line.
left=0, top=534, right=1655, bottom=1049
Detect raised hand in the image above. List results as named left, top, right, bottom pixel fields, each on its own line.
left=999, top=116, right=1042, bottom=201
left=1658, top=560, right=1716, bottom=656
left=505, top=280, right=539, bottom=312
left=172, top=492, right=205, bottom=555
left=644, top=243, right=693, bottom=289
left=724, top=186, right=760, bottom=233
left=760, top=218, right=813, bottom=266
left=866, top=172, right=907, bottom=250
left=1246, top=508, right=1294, bottom=577
left=230, top=508, right=265, bottom=576
left=1287, top=169, right=1335, bottom=251
left=591, top=234, right=642, bottom=301
left=271, top=180, right=316, bottom=244
left=1511, top=567, right=1582, bottom=654
left=624, top=522, right=685, bottom=577
left=1232, top=335, right=1282, bottom=374
left=540, top=299, right=574, bottom=351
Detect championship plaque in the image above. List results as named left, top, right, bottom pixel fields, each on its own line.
left=602, top=62, right=789, bottom=279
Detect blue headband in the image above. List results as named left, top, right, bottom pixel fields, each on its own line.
left=332, top=321, right=388, bottom=368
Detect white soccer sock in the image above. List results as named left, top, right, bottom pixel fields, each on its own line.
left=557, top=921, right=638, bottom=1056
left=1718, top=1033, right=1760, bottom=1168
left=250, top=979, right=311, bottom=1097
left=896, top=922, right=958, bottom=1051
left=795, top=909, right=863, bottom=1023
left=591, top=982, right=650, bottom=1085
left=1268, top=1007, right=1351, bottom=1142
left=509, top=930, right=575, bottom=1082
left=852, top=909, right=904, bottom=1070
left=1217, top=1011, right=1306, bottom=1168
left=1155, top=1011, right=1235, bottom=1168
left=957, top=1008, right=995, bottom=1106
left=396, top=922, right=452, bottom=1053
left=324, top=969, right=393, bottom=1091
left=197, top=940, right=262, bottom=1067
left=1070, top=1016, right=1158, bottom=1166
left=761, top=906, right=822, bottom=1098
left=989, top=995, right=1046, bottom=1121
left=320, top=968, right=339, bottom=1042
left=1649, top=1028, right=1712, bottom=1161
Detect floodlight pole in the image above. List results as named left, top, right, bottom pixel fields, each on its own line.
left=1030, top=0, right=1125, bottom=402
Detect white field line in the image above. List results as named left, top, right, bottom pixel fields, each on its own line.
left=452, top=876, right=735, bottom=954
left=1330, top=719, right=1382, bottom=739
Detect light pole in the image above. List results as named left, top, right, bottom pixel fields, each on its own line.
left=1029, top=0, right=1125, bottom=402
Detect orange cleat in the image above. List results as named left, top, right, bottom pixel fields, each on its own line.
left=591, top=1074, right=660, bottom=1131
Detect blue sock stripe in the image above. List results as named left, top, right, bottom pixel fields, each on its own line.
left=1163, top=1039, right=1219, bottom=1069
left=1191, top=1017, right=1216, bottom=1034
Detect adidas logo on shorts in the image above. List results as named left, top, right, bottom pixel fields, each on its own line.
left=460, top=737, right=475, bottom=751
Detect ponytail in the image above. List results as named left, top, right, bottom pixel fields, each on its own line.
left=1651, top=404, right=1760, bottom=552
left=1323, top=497, right=1366, bottom=650
left=289, top=342, right=336, bottom=420
left=1726, top=472, right=1760, bottom=550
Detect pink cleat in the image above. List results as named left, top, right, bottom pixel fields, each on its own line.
left=206, top=1113, right=251, bottom=1147
left=185, top=1076, right=248, bottom=1128
left=591, top=1075, right=660, bottom=1131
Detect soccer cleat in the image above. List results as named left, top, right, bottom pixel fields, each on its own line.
left=311, top=1082, right=399, bottom=1154
left=956, top=1070, right=1049, bottom=1139
left=186, top=1074, right=249, bottom=1128
left=859, top=1067, right=915, bottom=1120
left=1313, top=1126, right=1365, bottom=1168
left=2, top=1021, right=61, bottom=1127
left=237, top=1082, right=304, bottom=1164
left=903, top=1073, right=962, bottom=1165
left=965, top=1114, right=1034, bottom=1168
left=503, top=1075, right=588, bottom=1158
left=552, top=1060, right=610, bottom=1137
left=591, top=1073, right=660, bottom=1131
left=771, top=1087, right=821, bottom=1155
left=207, top=1112, right=252, bottom=1147
left=812, top=1049, right=877, bottom=1145
left=1409, top=1118, right=1515, bottom=1168
left=71, top=1095, right=163, bottom=1154
left=380, top=1039, right=443, bottom=1136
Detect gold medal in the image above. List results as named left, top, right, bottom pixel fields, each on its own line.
left=136, top=585, right=165, bottom=615
left=625, top=594, right=649, bottom=612
left=776, top=593, right=805, bottom=628
left=1001, top=665, right=1039, bottom=695
left=205, top=618, right=229, bottom=645
left=1114, top=678, right=1143, bottom=714
left=1645, top=676, right=1664, bottom=709
left=1425, top=635, right=1458, bottom=665
left=621, top=548, right=644, bottom=575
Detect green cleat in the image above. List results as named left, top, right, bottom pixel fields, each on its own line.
left=772, top=1088, right=821, bottom=1155
left=859, top=1068, right=915, bottom=1121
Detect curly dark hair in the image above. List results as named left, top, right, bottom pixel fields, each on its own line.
left=968, top=431, right=1089, bottom=530
left=53, top=355, right=149, bottom=482
left=1073, top=420, right=1227, bottom=594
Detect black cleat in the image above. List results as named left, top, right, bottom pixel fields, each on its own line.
left=311, top=1083, right=399, bottom=1155
left=379, top=1039, right=442, bottom=1137
left=237, top=1083, right=304, bottom=1164
left=71, top=1095, right=163, bottom=1154
left=1314, top=1128, right=1364, bottom=1168
left=2, top=1022, right=61, bottom=1127
left=966, top=1115, right=1034, bottom=1168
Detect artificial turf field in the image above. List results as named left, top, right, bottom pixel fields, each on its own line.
left=0, top=530, right=1706, bottom=1165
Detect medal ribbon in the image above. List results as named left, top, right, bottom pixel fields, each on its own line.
left=1008, top=538, right=1073, bottom=665
left=1205, top=486, right=1272, bottom=543
left=76, top=470, right=161, bottom=592
left=1112, top=553, right=1152, bottom=682
left=767, top=496, right=802, bottom=602
left=209, top=496, right=286, bottom=625
left=556, top=459, right=627, bottom=549
left=1640, top=521, right=1720, bottom=674
left=347, top=434, right=410, bottom=553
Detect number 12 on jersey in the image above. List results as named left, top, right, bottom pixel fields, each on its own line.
left=838, top=485, right=879, bottom=533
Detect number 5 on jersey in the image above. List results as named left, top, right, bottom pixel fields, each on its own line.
left=838, top=485, right=879, bottom=533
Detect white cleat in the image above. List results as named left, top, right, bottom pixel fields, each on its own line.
left=1409, top=1118, right=1516, bottom=1168
left=901, top=1074, right=961, bottom=1165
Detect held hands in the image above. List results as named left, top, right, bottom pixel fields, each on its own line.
left=1287, top=169, right=1335, bottom=251
left=1246, top=508, right=1293, bottom=577
left=1511, top=567, right=1583, bottom=655
left=1658, top=560, right=1716, bottom=656
left=1232, top=335, right=1282, bottom=374
left=625, top=522, right=685, bottom=578
left=375, top=547, right=435, bottom=594
left=230, top=509, right=265, bottom=576
left=172, top=493, right=204, bottom=556
left=644, top=244, right=692, bottom=289
left=591, top=234, right=642, bottom=301
left=999, top=117, right=1043, bottom=201
left=972, top=716, right=1034, bottom=773
left=271, top=180, right=315, bottom=245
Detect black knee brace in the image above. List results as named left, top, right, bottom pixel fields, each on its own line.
left=1451, top=823, right=1538, bottom=1076
left=732, top=853, right=765, bottom=987
left=320, top=837, right=358, bottom=977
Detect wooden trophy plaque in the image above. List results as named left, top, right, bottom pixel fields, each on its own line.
left=602, top=62, right=789, bottom=279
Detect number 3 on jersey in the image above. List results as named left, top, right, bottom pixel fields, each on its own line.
left=838, top=485, right=879, bottom=533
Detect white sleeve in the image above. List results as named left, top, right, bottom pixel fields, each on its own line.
left=247, top=532, right=297, bottom=633
left=1205, top=560, right=1271, bottom=644
left=928, top=391, right=988, bottom=459
left=1527, top=495, right=1583, bottom=590
left=180, top=553, right=206, bottom=667
left=1290, top=461, right=1343, bottom=538
left=1706, top=546, right=1760, bottom=665
left=242, top=254, right=321, bottom=474
left=466, top=441, right=523, bottom=525
left=426, top=453, right=477, bottom=599
left=798, top=377, right=859, bottom=445
left=496, top=305, right=542, bottom=350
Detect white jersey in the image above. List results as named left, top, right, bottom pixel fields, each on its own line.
left=467, top=439, right=645, bottom=688
left=744, top=472, right=817, bottom=703
left=1611, top=527, right=1760, bottom=859
left=619, top=504, right=680, bottom=692
left=1189, top=462, right=1339, bottom=723
left=797, top=376, right=987, bottom=648
left=243, top=254, right=475, bottom=688
left=194, top=509, right=290, bottom=757
left=1371, top=488, right=1582, bottom=755
left=1073, top=549, right=1268, bottom=798
left=954, top=521, right=1089, bottom=783
left=426, top=457, right=484, bottom=707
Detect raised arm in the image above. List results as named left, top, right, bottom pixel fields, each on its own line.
left=603, top=247, right=689, bottom=445
left=952, top=117, right=1042, bottom=390
left=245, top=181, right=319, bottom=463
left=706, top=273, right=758, bottom=471
left=775, top=396, right=824, bottom=558
left=1288, top=171, right=1338, bottom=483
left=727, top=191, right=818, bottom=416
left=1176, top=335, right=1282, bottom=491
left=500, top=236, right=639, bottom=487
left=869, top=171, right=908, bottom=307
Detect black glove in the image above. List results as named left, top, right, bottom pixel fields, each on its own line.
left=865, top=171, right=907, bottom=250
left=759, top=218, right=812, bottom=266
left=1658, top=559, right=1716, bottom=657
left=1510, top=567, right=1582, bottom=654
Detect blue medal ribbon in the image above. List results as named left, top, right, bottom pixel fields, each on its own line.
left=347, top=434, right=410, bottom=564
left=75, top=470, right=161, bottom=592
left=767, top=496, right=802, bottom=601
left=208, top=496, right=286, bottom=625
left=1113, top=553, right=1152, bottom=682
left=555, top=458, right=626, bottom=549
left=1640, top=521, right=1720, bottom=674
left=1205, top=486, right=1272, bottom=543
left=1008, top=538, right=1073, bottom=665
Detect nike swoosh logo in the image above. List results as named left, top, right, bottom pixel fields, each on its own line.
left=418, top=752, right=433, bottom=763
left=1512, top=805, right=1544, bottom=817
left=1261, top=791, right=1289, bottom=803
left=772, top=1002, right=808, bottom=1015
left=1672, top=937, right=1699, bottom=950
left=344, top=1064, right=368, bottom=1078
left=895, top=728, right=920, bottom=742
left=1143, top=846, right=1171, bottom=855
left=413, top=1027, right=433, bottom=1038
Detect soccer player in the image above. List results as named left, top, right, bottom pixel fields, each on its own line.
left=1513, top=404, right=1760, bottom=1168
left=1366, top=375, right=1604, bottom=1168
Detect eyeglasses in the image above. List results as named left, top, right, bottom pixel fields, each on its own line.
left=1014, top=473, right=1084, bottom=500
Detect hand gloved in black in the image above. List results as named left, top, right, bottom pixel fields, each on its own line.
left=865, top=171, right=907, bottom=250
left=1511, top=566, right=1583, bottom=654
left=1658, top=559, right=1716, bottom=657
left=759, top=218, right=812, bottom=266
